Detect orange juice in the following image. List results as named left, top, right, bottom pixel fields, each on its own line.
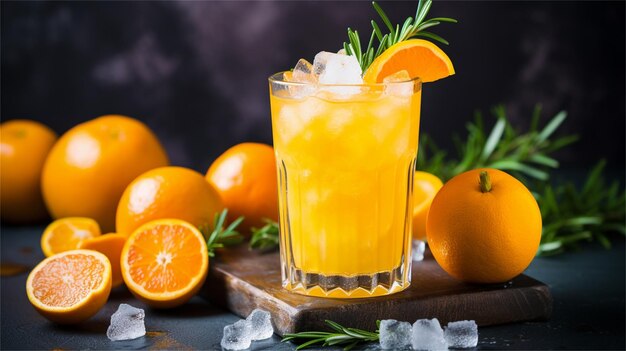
left=269, top=74, right=421, bottom=297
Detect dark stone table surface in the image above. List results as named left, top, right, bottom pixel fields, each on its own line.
left=1, top=225, right=624, bottom=350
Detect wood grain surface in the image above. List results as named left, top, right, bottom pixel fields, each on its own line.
left=200, top=247, right=552, bottom=335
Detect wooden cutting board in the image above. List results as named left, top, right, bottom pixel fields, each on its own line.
left=200, top=247, right=552, bottom=335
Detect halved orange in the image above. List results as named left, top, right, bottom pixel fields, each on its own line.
left=79, top=233, right=127, bottom=287
left=363, top=39, right=455, bottom=83
left=121, top=219, right=209, bottom=308
left=26, top=249, right=112, bottom=324
left=412, top=171, right=444, bottom=240
left=41, top=217, right=101, bottom=257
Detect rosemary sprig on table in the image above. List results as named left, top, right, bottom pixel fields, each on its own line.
left=200, top=209, right=244, bottom=257
left=249, top=219, right=280, bottom=249
left=416, top=105, right=577, bottom=183
left=282, top=320, right=379, bottom=351
left=344, top=0, right=457, bottom=72
left=536, top=161, right=626, bottom=256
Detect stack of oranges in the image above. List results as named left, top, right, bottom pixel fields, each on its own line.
left=2, top=115, right=280, bottom=323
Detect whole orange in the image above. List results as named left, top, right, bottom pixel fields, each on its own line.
left=1, top=120, right=58, bottom=223
left=116, top=166, right=224, bottom=237
left=412, top=171, right=444, bottom=240
left=206, top=143, right=278, bottom=233
left=426, top=168, right=542, bottom=283
left=41, top=115, right=168, bottom=232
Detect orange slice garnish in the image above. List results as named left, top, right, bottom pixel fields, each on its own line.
left=26, top=249, right=112, bottom=324
left=363, top=39, right=455, bottom=83
left=41, top=217, right=101, bottom=257
left=79, top=233, right=127, bottom=287
left=121, top=219, right=209, bottom=308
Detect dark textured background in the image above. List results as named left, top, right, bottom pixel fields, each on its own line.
left=2, top=1, right=624, bottom=175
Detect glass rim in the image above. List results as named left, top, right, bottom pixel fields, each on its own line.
left=268, top=71, right=421, bottom=87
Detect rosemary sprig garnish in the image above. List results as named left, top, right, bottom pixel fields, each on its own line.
left=249, top=219, right=280, bottom=250
left=344, top=0, right=457, bottom=72
left=200, top=209, right=244, bottom=257
left=282, top=320, right=380, bottom=351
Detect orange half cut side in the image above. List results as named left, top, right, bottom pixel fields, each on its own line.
left=26, top=249, right=112, bottom=324
left=121, top=219, right=209, bottom=308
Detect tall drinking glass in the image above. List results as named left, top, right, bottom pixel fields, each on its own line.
left=269, top=74, right=421, bottom=298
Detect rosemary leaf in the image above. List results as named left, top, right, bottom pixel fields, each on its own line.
left=201, top=209, right=244, bottom=257
left=283, top=320, right=379, bottom=350
left=249, top=219, right=280, bottom=250
left=413, top=31, right=450, bottom=45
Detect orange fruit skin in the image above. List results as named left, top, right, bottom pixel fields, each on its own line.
left=79, top=233, right=127, bottom=287
left=426, top=168, right=542, bottom=284
left=116, top=166, right=224, bottom=237
left=121, top=219, right=209, bottom=308
left=412, top=171, right=444, bottom=240
left=41, top=217, right=101, bottom=257
left=206, top=143, right=278, bottom=232
left=41, top=115, right=169, bottom=232
left=1, top=119, right=57, bottom=223
left=26, top=250, right=112, bottom=324
left=363, top=39, right=455, bottom=83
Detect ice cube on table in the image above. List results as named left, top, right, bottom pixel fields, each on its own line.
left=106, top=303, right=146, bottom=341
left=412, top=240, right=426, bottom=261
left=221, top=319, right=253, bottom=350
left=246, top=308, right=274, bottom=340
left=379, top=319, right=412, bottom=350
left=411, top=318, right=448, bottom=350
left=444, top=320, right=478, bottom=348
left=383, top=70, right=414, bottom=96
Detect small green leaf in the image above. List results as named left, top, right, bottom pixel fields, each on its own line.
left=595, top=233, right=612, bottom=249
left=488, top=160, right=549, bottom=180
left=204, top=209, right=244, bottom=257
left=372, top=1, right=394, bottom=33
left=399, top=17, right=413, bottom=39
left=427, top=17, right=458, bottom=23
left=371, top=20, right=384, bottom=41
left=415, top=0, right=433, bottom=24
left=412, top=31, right=449, bottom=45
left=296, top=337, right=327, bottom=350
left=545, top=134, right=579, bottom=153
left=529, top=154, right=559, bottom=168
left=530, top=104, right=543, bottom=132
left=537, top=111, right=567, bottom=143
left=480, top=117, right=507, bottom=162
left=582, top=160, right=606, bottom=196
left=538, top=241, right=562, bottom=253
left=416, top=21, right=441, bottom=32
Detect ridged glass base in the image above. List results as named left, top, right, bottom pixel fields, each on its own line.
left=282, top=261, right=411, bottom=298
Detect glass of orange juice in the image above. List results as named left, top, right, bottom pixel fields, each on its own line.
left=269, top=71, right=421, bottom=298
